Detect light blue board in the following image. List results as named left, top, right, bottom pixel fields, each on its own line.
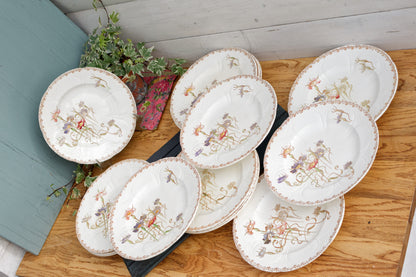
left=0, top=0, right=87, bottom=254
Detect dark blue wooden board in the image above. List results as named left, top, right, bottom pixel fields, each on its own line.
left=0, top=0, right=87, bottom=254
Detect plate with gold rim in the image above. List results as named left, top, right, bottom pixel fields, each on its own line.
left=39, top=67, right=137, bottom=164
left=185, top=150, right=260, bottom=234
left=288, top=44, right=398, bottom=121
left=233, top=175, right=345, bottom=272
left=110, top=157, right=201, bottom=261
left=170, top=48, right=261, bottom=129
left=180, top=75, right=277, bottom=169
left=76, top=159, right=148, bottom=256
left=264, top=100, right=378, bottom=206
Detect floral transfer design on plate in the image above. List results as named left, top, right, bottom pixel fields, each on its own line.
left=277, top=140, right=354, bottom=188
left=288, top=45, right=398, bottom=121
left=193, top=113, right=260, bottom=157
left=120, top=198, right=184, bottom=244
left=244, top=204, right=331, bottom=258
left=52, top=101, right=122, bottom=147
left=306, top=57, right=375, bottom=112
left=178, top=55, right=241, bottom=117
left=199, top=169, right=238, bottom=211
left=81, top=189, right=113, bottom=238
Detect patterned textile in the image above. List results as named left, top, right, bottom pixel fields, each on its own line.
left=124, top=74, right=177, bottom=130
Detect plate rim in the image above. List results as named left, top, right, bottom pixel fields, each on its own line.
left=38, top=67, right=137, bottom=164
left=287, top=44, right=398, bottom=121
left=264, top=100, right=379, bottom=206
left=180, top=74, right=277, bottom=169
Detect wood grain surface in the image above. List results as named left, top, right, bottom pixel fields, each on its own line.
left=17, top=49, right=416, bottom=276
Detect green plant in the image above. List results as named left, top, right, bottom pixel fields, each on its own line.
left=80, top=0, right=186, bottom=81
left=47, top=164, right=98, bottom=215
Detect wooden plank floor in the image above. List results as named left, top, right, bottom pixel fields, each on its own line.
left=17, top=49, right=416, bottom=276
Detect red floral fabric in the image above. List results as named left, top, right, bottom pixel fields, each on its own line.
left=136, top=74, right=177, bottom=130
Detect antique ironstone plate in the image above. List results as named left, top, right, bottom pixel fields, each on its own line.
left=288, top=44, right=398, bottom=121
left=170, top=48, right=261, bottom=129
left=233, top=176, right=345, bottom=272
left=76, top=159, right=148, bottom=256
left=185, top=150, right=260, bottom=234
left=110, top=157, right=201, bottom=260
left=264, top=100, right=378, bottom=206
left=39, top=67, right=137, bottom=164
left=180, top=75, right=277, bottom=169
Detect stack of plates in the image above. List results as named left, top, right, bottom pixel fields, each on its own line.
left=185, top=150, right=260, bottom=234
left=110, top=157, right=201, bottom=260
left=233, top=44, right=396, bottom=272
left=170, top=48, right=277, bottom=235
left=233, top=176, right=345, bottom=272
left=170, top=48, right=262, bottom=129
left=76, top=159, right=148, bottom=256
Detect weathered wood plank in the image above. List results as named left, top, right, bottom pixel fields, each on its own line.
left=147, top=7, right=416, bottom=63
left=0, top=0, right=87, bottom=255
left=66, top=0, right=416, bottom=43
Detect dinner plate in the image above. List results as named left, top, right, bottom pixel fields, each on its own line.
left=233, top=175, right=345, bottom=272
left=39, top=67, right=137, bottom=164
left=288, top=44, right=398, bottom=121
left=76, top=159, right=148, bottom=256
left=190, top=171, right=258, bottom=234
left=170, top=48, right=261, bottom=129
left=110, top=157, right=201, bottom=260
left=186, top=150, right=260, bottom=234
left=264, top=100, right=378, bottom=205
left=180, top=75, right=277, bottom=169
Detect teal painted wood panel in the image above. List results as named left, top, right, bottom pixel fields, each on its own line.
left=0, top=0, right=87, bottom=254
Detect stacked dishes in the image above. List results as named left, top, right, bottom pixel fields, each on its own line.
left=76, top=159, right=148, bottom=256
left=233, top=44, right=396, bottom=272
left=170, top=48, right=262, bottom=129
left=110, top=157, right=201, bottom=260
left=233, top=176, right=345, bottom=272
left=171, top=48, right=277, bottom=235
left=184, top=150, right=260, bottom=234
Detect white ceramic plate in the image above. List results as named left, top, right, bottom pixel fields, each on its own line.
left=180, top=75, right=277, bottom=169
left=170, top=48, right=261, bottom=129
left=288, top=44, right=398, bottom=121
left=186, top=150, right=260, bottom=234
left=76, top=159, right=148, bottom=256
left=233, top=175, right=345, bottom=272
left=264, top=100, right=378, bottom=205
left=39, top=67, right=137, bottom=164
left=110, top=157, right=201, bottom=260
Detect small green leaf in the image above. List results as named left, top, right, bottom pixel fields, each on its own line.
left=84, top=175, right=97, bottom=188
left=138, top=45, right=154, bottom=61
left=62, top=187, right=68, bottom=195
left=147, top=58, right=167, bottom=76
left=54, top=190, right=61, bottom=197
left=46, top=196, right=51, bottom=201
left=131, top=63, right=145, bottom=76
left=109, top=11, right=119, bottom=24
left=75, top=165, right=86, bottom=184
left=72, top=209, right=78, bottom=216
left=71, top=188, right=81, bottom=199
